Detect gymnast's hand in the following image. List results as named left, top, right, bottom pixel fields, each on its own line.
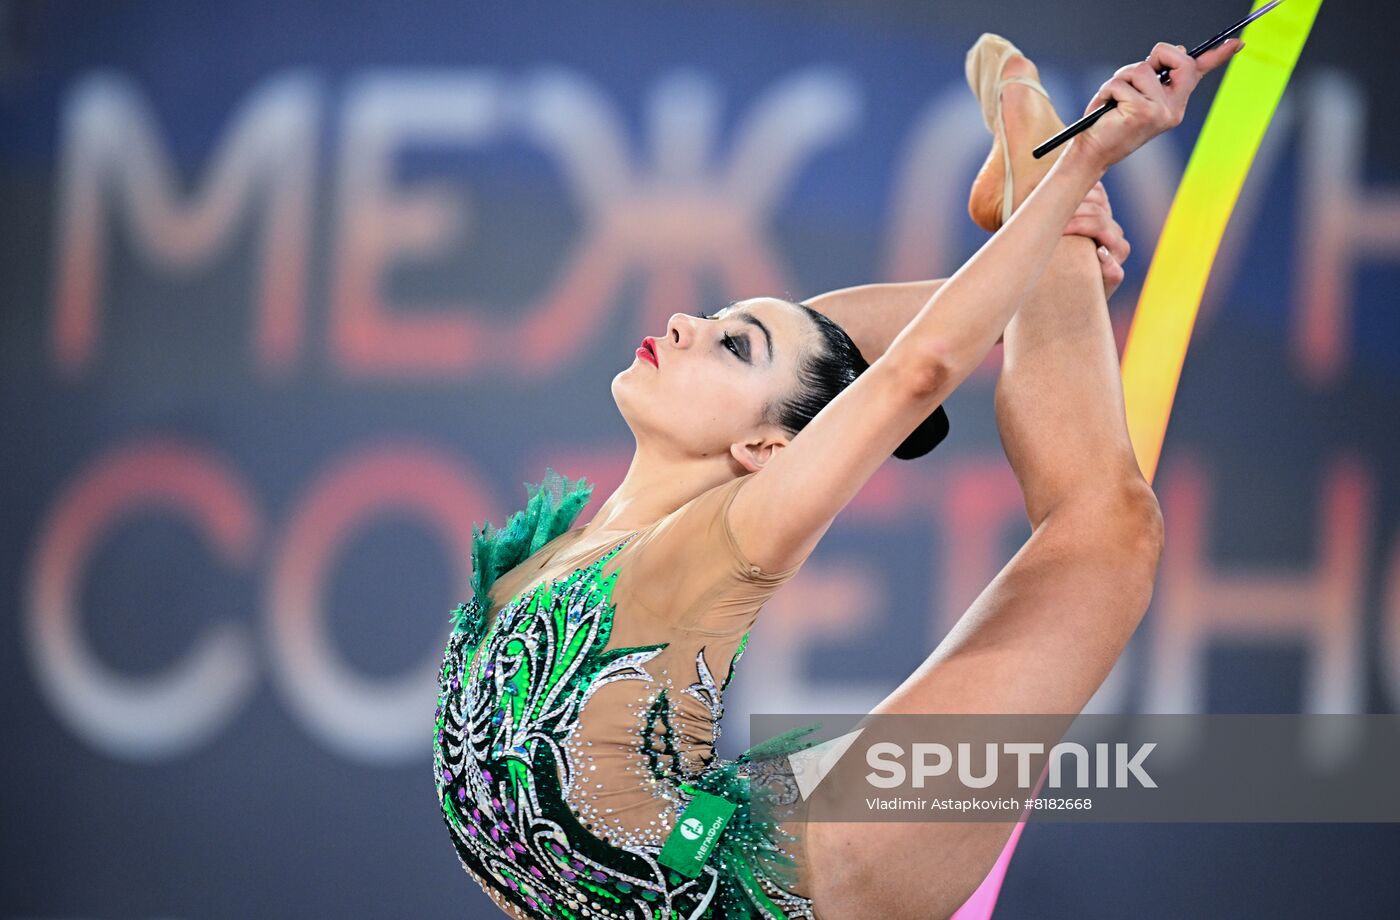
left=1063, top=179, right=1129, bottom=300
left=1074, top=38, right=1244, bottom=172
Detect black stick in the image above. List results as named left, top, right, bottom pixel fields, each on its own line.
left=1031, top=0, right=1285, bottom=159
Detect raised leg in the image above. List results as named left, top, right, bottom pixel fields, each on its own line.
left=803, top=49, right=1164, bottom=920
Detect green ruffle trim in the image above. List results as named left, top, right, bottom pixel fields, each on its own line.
left=450, top=467, right=594, bottom=633
left=684, top=722, right=826, bottom=919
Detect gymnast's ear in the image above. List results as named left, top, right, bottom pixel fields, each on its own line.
left=729, top=434, right=788, bottom=474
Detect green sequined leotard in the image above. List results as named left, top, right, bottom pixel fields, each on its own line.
left=433, top=469, right=823, bottom=919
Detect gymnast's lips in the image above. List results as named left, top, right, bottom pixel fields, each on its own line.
left=637, top=337, right=659, bottom=367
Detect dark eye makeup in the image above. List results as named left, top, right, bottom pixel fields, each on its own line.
left=693, top=309, right=748, bottom=362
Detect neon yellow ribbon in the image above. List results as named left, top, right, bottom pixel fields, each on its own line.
left=1121, top=0, right=1325, bottom=484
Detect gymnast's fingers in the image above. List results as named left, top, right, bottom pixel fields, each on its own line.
left=1098, top=245, right=1125, bottom=300
left=1110, top=223, right=1130, bottom=264
left=1193, top=36, right=1245, bottom=77
left=1146, top=41, right=1199, bottom=99
left=1086, top=180, right=1112, bottom=217
left=1084, top=71, right=1146, bottom=118
left=1062, top=209, right=1103, bottom=239
left=1125, top=61, right=1170, bottom=112
left=1062, top=202, right=1127, bottom=264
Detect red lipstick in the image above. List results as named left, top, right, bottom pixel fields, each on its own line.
left=636, top=336, right=659, bottom=367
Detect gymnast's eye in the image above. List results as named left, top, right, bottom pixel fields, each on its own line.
left=693, top=309, right=745, bottom=360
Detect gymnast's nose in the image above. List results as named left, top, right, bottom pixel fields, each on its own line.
left=666, top=312, right=695, bottom=350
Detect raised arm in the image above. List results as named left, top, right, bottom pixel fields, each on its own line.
left=883, top=146, right=1102, bottom=383
left=730, top=40, right=1239, bottom=574
left=801, top=280, right=949, bottom=362
left=802, top=182, right=1126, bottom=362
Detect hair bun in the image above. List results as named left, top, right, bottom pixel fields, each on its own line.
left=893, top=404, right=950, bottom=461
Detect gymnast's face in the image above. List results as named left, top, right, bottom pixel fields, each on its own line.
left=612, top=297, right=816, bottom=472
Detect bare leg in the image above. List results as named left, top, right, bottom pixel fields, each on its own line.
left=803, top=50, right=1164, bottom=920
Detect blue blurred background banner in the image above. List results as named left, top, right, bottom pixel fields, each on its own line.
left=2, top=0, right=1397, bottom=916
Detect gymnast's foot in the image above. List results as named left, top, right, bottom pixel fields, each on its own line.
left=967, top=49, right=1068, bottom=233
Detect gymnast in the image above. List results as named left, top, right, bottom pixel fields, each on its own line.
left=433, top=32, right=1243, bottom=919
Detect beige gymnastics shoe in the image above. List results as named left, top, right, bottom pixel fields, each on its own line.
left=964, top=32, right=1062, bottom=232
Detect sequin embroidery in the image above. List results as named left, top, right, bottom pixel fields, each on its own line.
left=433, top=536, right=818, bottom=919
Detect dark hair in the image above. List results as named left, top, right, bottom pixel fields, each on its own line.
left=760, top=300, right=950, bottom=461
